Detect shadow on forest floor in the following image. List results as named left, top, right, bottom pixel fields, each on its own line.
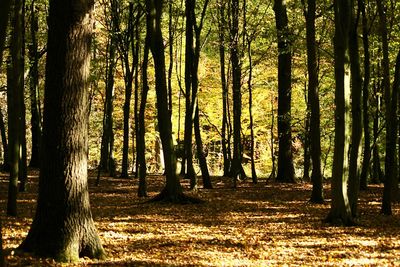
left=1, top=170, right=400, bottom=266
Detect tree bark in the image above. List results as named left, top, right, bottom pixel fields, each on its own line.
left=147, top=0, right=198, bottom=203
left=377, top=0, right=396, bottom=215
left=19, top=0, right=105, bottom=261
left=28, top=0, right=42, bottom=168
left=218, top=0, right=231, bottom=176
left=304, top=0, right=323, bottom=203
left=274, top=0, right=295, bottom=183
left=0, top=109, right=8, bottom=171
left=0, top=0, right=11, bottom=66
left=230, top=0, right=244, bottom=185
left=359, top=0, right=371, bottom=190
left=348, top=0, right=363, bottom=218
left=326, top=0, right=353, bottom=226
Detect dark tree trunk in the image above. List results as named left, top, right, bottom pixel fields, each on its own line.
left=100, top=37, right=116, bottom=177
left=377, top=0, right=396, bottom=215
left=218, top=0, right=231, bottom=176
left=194, top=107, right=212, bottom=189
left=0, top=109, right=8, bottom=171
left=7, top=0, right=25, bottom=216
left=274, top=0, right=295, bottom=183
left=183, top=0, right=196, bottom=183
left=0, top=0, right=11, bottom=66
left=303, top=105, right=311, bottom=182
left=19, top=0, right=105, bottom=261
left=326, top=0, right=354, bottom=226
left=147, top=0, right=198, bottom=203
left=137, top=32, right=150, bottom=198
left=230, top=0, right=244, bottom=185
left=244, top=0, right=257, bottom=183
left=28, top=0, right=41, bottom=169
left=304, top=0, right=323, bottom=203
left=359, top=0, right=371, bottom=191
left=348, top=0, right=363, bottom=218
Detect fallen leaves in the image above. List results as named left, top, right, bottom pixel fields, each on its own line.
left=1, top=173, right=400, bottom=266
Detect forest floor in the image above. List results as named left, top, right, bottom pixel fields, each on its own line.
left=1, top=171, right=400, bottom=266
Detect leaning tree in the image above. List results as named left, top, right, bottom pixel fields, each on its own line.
left=19, top=0, right=105, bottom=261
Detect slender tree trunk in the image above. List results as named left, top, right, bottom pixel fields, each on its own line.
left=230, top=0, right=244, bottom=185
left=274, top=0, right=295, bottom=183
left=269, top=94, right=276, bottom=181
left=359, top=0, right=371, bottom=190
left=19, top=0, right=105, bottom=260
left=183, top=0, right=196, bottom=183
left=305, top=0, right=323, bottom=203
left=7, top=0, right=25, bottom=216
left=0, top=0, right=11, bottom=66
left=147, top=0, right=197, bottom=203
left=377, top=0, right=395, bottom=215
left=194, top=106, right=212, bottom=189
left=100, top=37, right=116, bottom=176
left=326, top=0, right=353, bottom=226
left=348, top=0, right=363, bottom=218
left=28, top=0, right=41, bottom=168
left=218, top=0, right=230, bottom=176
left=0, top=110, right=8, bottom=171
left=168, top=0, right=174, bottom=118
left=137, top=32, right=150, bottom=198
left=372, top=66, right=382, bottom=184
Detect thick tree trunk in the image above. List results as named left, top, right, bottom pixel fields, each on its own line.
left=359, top=0, right=371, bottom=190
left=19, top=0, right=105, bottom=261
left=348, top=0, right=363, bottom=218
left=326, top=0, right=353, bottom=226
left=274, top=0, right=295, bottom=183
left=305, top=0, right=323, bottom=203
left=28, top=0, right=41, bottom=168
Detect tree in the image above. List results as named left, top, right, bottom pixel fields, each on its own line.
left=19, top=0, right=105, bottom=261
left=28, top=0, right=42, bottom=168
left=274, top=0, right=295, bottom=183
left=359, top=0, right=371, bottom=190
left=303, top=0, right=323, bottom=203
left=0, top=109, right=8, bottom=171
left=229, top=0, right=245, bottom=185
left=377, top=0, right=397, bottom=215
left=326, top=0, right=353, bottom=226
left=7, top=0, right=25, bottom=216
left=0, top=0, right=11, bottom=66
left=146, top=0, right=199, bottom=203
left=348, top=0, right=363, bottom=217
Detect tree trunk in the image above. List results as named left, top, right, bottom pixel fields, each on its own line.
left=274, top=0, right=295, bottom=183
left=183, top=0, right=196, bottom=183
left=372, top=68, right=382, bottom=184
left=326, top=0, right=353, bottom=226
left=305, top=0, right=323, bottom=203
left=230, top=0, right=244, bottom=185
left=377, top=0, right=395, bottom=215
left=147, top=0, right=198, bottom=203
left=0, top=109, right=8, bottom=171
left=359, top=0, right=371, bottom=190
left=218, top=0, right=231, bottom=176
left=19, top=0, right=105, bottom=261
left=7, top=0, right=25, bottom=216
left=100, top=37, right=116, bottom=176
left=348, top=0, right=363, bottom=218
left=137, top=33, right=150, bottom=198
left=0, top=0, right=11, bottom=66
left=28, top=0, right=41, bottom=168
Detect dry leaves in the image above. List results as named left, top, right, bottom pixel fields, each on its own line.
left=1, top=172, right=400, bottom=266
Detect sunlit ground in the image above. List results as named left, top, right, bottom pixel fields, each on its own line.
left=1, top=171, right=400, bottom=266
